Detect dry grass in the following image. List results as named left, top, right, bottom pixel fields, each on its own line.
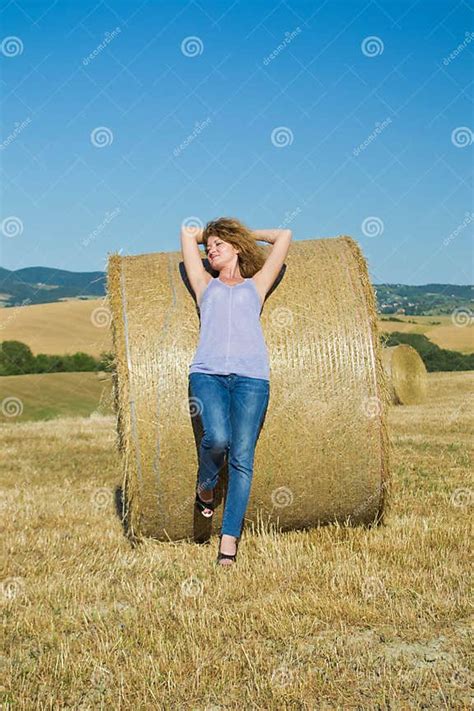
left=0, top=298, right=112, bottom=357
left=426, top=324, right=474, bottom=354
left=1, top=371, right=472, bottom=709
left=379, top=315, right=474, bottom=354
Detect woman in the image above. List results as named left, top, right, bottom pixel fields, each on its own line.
left=181, top=217, right=292, bottom=566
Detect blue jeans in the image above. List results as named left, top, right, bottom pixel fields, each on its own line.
left=189, top=372, right=270, bottom=538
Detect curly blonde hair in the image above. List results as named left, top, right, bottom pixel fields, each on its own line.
left=202, top=217, right=267, bottom=277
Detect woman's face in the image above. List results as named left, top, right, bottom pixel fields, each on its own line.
left=206, top=235, right=238, bottom=268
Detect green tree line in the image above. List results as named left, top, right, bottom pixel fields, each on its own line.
left=0, top=341, right=115, bottom=376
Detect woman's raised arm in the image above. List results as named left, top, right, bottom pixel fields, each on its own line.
left=180, top=224, right=208, bottom=296
left=252, top=228, right=292, bottom=245
left=251, top=228, right=292, bottom=295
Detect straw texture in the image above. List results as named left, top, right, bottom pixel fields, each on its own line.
left=382, top=344, right=428, bottom=405
left=107, top=236, right=391, bottom=542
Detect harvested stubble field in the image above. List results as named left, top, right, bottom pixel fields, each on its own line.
left=1, top=371, right=472, bottom=710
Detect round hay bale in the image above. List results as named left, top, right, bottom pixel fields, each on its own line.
left=382, top=344, right=428, bottom=405
left=96, top=371, right=109, bottom=381
left=107, top=236, right=391, bottom=542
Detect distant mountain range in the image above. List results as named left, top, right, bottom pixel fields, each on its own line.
left=0, top=266, right=472, bottom=315
left=0, top=267, right=106, bottom=307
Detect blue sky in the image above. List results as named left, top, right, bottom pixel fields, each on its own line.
left=0, top=0, right=473, bottom=284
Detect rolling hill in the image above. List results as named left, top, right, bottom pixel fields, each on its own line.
left=0, top=298, right=112, bottom=357
left=0, top=266, right=106, bottom=307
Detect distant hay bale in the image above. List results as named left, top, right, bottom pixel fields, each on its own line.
left=382, top=344, right=428, bottom=405
left=96, top=371, right=109, bottom=381
left=107, top=236, right=391, bottom=542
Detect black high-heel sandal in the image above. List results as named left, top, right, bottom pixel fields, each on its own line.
left=195, top=489, right=214, bottom=518
left=216, top=534, right=239, bottom=565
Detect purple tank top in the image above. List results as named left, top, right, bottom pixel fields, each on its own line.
left=189, top=277, right=270, bottom=380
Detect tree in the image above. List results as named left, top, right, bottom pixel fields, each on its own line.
left=97, top=350, right=115, bottom=372
left=0, top=340, right=36, bottom=375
